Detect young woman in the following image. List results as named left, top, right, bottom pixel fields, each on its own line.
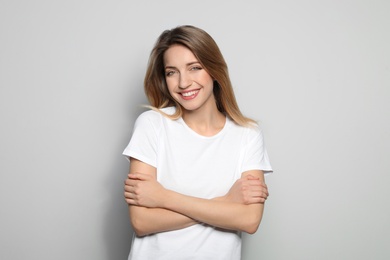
left=123, top=25, right=272, bottom=260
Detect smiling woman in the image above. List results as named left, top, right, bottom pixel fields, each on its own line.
left=164, top=45, right=216, bottom=117
left=122, top=25, right=273, bottom=260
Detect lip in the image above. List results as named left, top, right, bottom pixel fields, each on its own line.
left=179, top=89, right=200, bottom=100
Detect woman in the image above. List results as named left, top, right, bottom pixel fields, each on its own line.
left=123, top=25, right=272, bottom=260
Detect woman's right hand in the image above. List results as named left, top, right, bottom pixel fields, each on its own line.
left=124, top=172, right=167, bottom=208
left=224, top=175, right=269, bottom=204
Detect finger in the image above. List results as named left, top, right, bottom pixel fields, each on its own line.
left=124, top=178, right=133, bottom=185
left=128, top=173, right=139, bottom=180
left=246, top=197, right=266, bottom=204
left=247, top=179, right=266, bottom=187
left=250, top=190, right=269, bottom=200
left=124, top=192, right=140, bottom=205
left=260, top=191, right=269, bottom=199
left=124, top=184, right=136, bottom=192
left=251, top=185, right=268, bottom=195
left=125, top=178, right=139, bottom=187
left=128, top=172, right=152, bottom=181
left=124, top=191, right=134, bottom=199
left=245, top=175, right=260, bottom=180
left=250, top=191, right=266, bottom=198
left=125, top=198, right=138, bottom=205
left=249, top=185, right=268, bottom=193
left=250, top=196, right=266, bottom=203
left=263, top=184, right=269, bottom=196
left=254, top=184, right=269, bottom=197
left=256, top=189, right=268, bottom=198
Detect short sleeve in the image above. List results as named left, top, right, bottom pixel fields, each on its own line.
left=241, top=127, right=273, bottom=175
left=122, top=111, right=160, bottom=168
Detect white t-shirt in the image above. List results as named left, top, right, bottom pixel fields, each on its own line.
left=123, top=107, right=272, bottom=260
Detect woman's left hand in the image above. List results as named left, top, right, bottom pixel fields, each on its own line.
left=124, top=172, right=165, bottom=208
left=224, top=175, right=269, bottom=204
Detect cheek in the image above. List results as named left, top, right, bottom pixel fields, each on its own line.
left=198, top=76, right=214, bottom=88
left=196, top=72, right=213, bottom=85
left=165, top=78, right=177, bottom=94
left=165, top=78, right=174, bottom=88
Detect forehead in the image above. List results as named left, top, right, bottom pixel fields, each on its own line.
left=163, top=44, right=198, bottom=66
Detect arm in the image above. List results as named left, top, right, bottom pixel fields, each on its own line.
left=125, top=158, right=198, bottom=237
left=127, top=169, right=268, bottom=234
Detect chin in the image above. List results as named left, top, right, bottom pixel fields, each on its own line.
left=181, top=105, right=201, bottom=112
left=173, top=100, right=199, bottom=112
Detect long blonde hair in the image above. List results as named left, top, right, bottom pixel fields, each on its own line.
left=144, top=25, right=255, bottom=126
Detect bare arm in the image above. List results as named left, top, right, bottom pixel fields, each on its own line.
left=125, top=158, right=198, bottom=236
left=126, top=167, right=268, bottom=234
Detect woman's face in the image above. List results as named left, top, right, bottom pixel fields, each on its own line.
left=163, top=44, right=215, bottom=113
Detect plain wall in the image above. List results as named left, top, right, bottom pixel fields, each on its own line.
left=1, top=0, right=389, bottom=259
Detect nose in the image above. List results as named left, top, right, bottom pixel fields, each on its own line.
left=178, top=72, right=192, bottom=89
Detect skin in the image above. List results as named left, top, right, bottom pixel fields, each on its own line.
left=124, top=44, right=269, bottom=236
left=164, top=44, right=224, bottom=136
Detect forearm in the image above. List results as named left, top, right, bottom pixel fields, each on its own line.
left=129, top=205, right=198, bottom=237
left=126, top=168, right=267, bottom=235
left=163, top=191, right=264, bottom=234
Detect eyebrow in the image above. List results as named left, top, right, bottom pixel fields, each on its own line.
left=165, top=61, right=200, bottom=69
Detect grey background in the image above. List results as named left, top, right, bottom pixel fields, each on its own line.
left=1, top=0, right=389, bottom=259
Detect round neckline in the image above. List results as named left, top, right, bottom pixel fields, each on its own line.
left=178, top=115, right=231, bottom=139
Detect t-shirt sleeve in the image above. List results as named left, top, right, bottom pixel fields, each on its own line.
left=122, top=111, right=159, bottom=168
left=241, top=127, right=273, bottom=175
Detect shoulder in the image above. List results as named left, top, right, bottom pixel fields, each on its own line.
left=229, top=120, right=264, bottom=145
left=246, top=125, right=264, bottom=147
left=247, top=122, right=263, bottom=137
left=229, top=118, right=262, bottom=137
left=134, top=107, right=176, bottom=127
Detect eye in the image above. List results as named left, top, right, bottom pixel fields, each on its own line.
left=190, top=66, right=202, bottom=71
left=165, top=70, right=176, bottom=77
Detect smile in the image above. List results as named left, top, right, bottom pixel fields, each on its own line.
left=179, top=89, right=200, bottom=100
left=181, top=90, right=199, bottom=97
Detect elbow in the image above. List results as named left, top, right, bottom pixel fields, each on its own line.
left=242, top=212, right=263, bottom=234
left=244, top=222, right=260, bottom=234
left=129, top=207, right=150, bottom=237
left=130, top=216, right=149, bottom=237
left=242, top=220, right=260, bottom=234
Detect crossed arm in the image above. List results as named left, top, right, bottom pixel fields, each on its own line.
left=124, top=158, right=269, bottom=236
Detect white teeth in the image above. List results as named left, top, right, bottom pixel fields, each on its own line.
left=182, top=90, right=198, bottom=97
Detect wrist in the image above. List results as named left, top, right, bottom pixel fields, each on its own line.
left=161, top=188, right=174, bottom=209
left=213, top=195, right=228, bottom=202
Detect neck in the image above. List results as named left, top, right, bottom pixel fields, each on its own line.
left=182, top=104, right=226, bottom=137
